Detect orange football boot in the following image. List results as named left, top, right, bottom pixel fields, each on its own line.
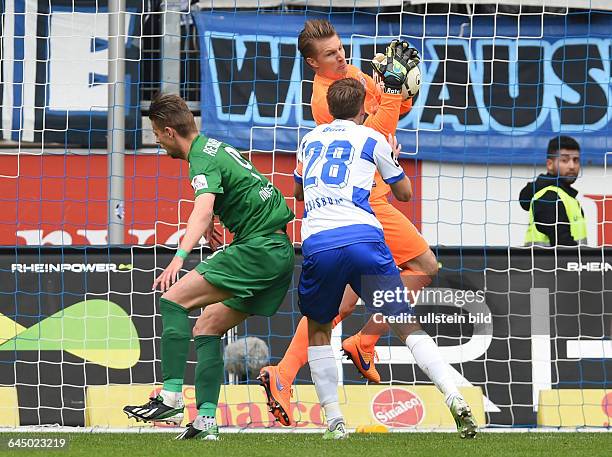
left=258, top=365, right=294, bottom=426
left=342, top=333, right=381, bottom=383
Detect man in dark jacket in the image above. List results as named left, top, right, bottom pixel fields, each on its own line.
left=519, top=136, right=587, bottom=246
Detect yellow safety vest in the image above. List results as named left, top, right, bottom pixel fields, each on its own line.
left=524, top=185, right=587, bottom=246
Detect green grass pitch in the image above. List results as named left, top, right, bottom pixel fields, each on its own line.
left=0, top=432, right=610, bottom=457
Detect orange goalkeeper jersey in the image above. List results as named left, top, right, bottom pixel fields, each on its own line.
left=309, top=64, right=412, bottom=203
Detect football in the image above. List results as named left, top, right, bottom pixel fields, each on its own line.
left=403, top=64, right=421, bottom=99
left=372, top=52, right=421, bottom=100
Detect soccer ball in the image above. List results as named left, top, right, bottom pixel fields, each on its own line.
left=372, top=53, right=421, bottom=100
left=403, top=65, right=421, bottom=99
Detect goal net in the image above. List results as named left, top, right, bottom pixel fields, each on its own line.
left=0, top=0, right=610, bottom=430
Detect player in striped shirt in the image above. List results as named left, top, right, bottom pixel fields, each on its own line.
left=259, top=19, right=477, bottom=439
left=295, top=78, right=477, bottom=439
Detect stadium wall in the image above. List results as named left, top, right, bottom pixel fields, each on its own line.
left=0, top=153, right=420, bottom=246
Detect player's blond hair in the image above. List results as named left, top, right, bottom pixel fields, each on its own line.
left=148, top=93, right=198, bottom=137
left=327, top=78, right=365, bottom=120
left=298, top=19, right=338, bottom=61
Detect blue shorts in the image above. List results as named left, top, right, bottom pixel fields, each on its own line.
left=298, top=241, right=413, bottom=324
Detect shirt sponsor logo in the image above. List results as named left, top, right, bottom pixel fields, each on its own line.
left=321, top=126, right=346, bottom=133
left=191, top=174, right=209, bottom=191
left=202, top=138, right=222, bottom=157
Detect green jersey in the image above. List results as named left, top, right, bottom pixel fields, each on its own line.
left=188, top=135, right=294, bottom=241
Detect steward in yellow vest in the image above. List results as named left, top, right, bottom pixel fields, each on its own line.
left=519, top=136, right=586, bottom=247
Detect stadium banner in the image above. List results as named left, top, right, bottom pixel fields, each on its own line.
left=85, top=384, right=485, bottom=429
left=537, top=389, right=612, bottom=427
left=419, top=163, right=612, bottom=247
left=410, top=0, right=612, bottom=9
left=195, top=1, right=612, bottom=10
left=0, top=152, right=420, bottom=246
left=1, top=246, right=610, bottom=427
left=0, top=387, right=19, bottom=427
left=194, top=11, right=611, bottom=165
left=0, top=0, right=141, bottom=147
left=5, top=154, right=612, bottom=248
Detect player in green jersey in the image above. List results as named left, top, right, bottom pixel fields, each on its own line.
left=123, top=94, right=295, bottom=440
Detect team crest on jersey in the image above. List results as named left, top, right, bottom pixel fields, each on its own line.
left=191, top=174, right=208, bottom=191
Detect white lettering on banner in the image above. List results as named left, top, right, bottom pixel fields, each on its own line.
left=205, top=33, right=612, bottom=133
left=128, top=229, right=156, bottom=244
left=164, top=229, right=187, bottom=246
left=374, top=399, right=422, bottom=424
left=47, top=12, right=131, bottom=113
left=11, top=263, right=119, bottom=273
left=76, top=229, right=107, bottom=245
left=14, top=229, right=196, bottom=246
left=16, top=230, right=73, bottom=246
left=566, top=262, right=612, bottom=272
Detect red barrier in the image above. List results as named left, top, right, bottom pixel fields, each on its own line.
left=0, top=153, right=420, bottom=245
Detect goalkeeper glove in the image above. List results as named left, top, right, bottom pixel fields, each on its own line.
left=371, top=40, right=420, bottom=95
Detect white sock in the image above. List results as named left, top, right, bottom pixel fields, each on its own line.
left=308, top=345, right=343, bottom=427
left=405, top=330, right=461, bottom=407
left=193, top=414, right=216, bottom=431
left=160, top=389, right=184, bottom=408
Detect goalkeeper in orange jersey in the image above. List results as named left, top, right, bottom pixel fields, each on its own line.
left=258, top=19, right=477, bottom=439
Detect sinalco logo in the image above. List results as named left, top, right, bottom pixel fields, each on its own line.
left=371, top=388, right=425, bottom=427
left=0, top=300, right=140, bottom=369
left=602, top=392, right=612, bottom=423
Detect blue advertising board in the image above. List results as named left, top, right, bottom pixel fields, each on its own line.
left=195, top=11, right=611, bottom=165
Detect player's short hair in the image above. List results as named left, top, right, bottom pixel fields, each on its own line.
left=298, top=19, right=337, bottom=60
left=547, top=135, right=580, bottom=159
left=148, top=93, right=198, bottom=137
left=327, top=78, right=365, bottom=120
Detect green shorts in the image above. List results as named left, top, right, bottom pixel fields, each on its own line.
left=194, top=232, right=295, bottom=316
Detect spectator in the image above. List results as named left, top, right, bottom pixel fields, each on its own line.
left=520, top=136, right=587, bottom=247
